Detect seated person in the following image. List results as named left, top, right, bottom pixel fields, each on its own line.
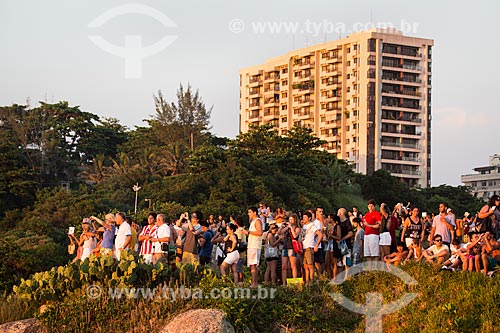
left=383, top=241, right=408, bottom=266
left=441, top=238, right=464, bottom=271
left=463, top=233, right=482, bottom=272
left=422, top=234, right=449, bottom=265
left=479, top=232, right=500, bottom=276
left=404, top=238, right=422, bottom=263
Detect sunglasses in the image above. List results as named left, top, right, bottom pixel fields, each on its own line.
left=434, top=239, right=442, bottom=242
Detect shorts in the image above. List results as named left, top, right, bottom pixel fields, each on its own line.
left=404, top=238, right=413, bottom=249
left=488, top=257, right=498, bottom=271
left=314, top=247, right=325, bottom=264
left=364, top=234, right=380, bottom=257
left=141, top=253, right=153, bottom=264
left=282, top=249, right=297, bottom=257
left=379, top=232, right=392, bottom=246
left=236, top=258, right=244, bottom=273
left=266, top=257, right=279, bottom=262
left=247, top=248, right=261, bottom=266
left=303, top=248, right=315, bottom=265
left=223, top=251, right=240, bottom=266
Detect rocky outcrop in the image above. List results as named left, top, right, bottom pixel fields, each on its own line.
left=0, top=318, right=41, bottom=333
left=160, top=308, right=234, bottom=333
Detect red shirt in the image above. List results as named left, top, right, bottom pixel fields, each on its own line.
left=139, top=224, right=158, bottom=255
left=363, top=210, right=381, bottom=236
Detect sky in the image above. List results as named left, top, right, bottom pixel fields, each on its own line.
left=1, top=0, right=499, bottom=187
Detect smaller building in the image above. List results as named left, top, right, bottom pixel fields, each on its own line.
left=461, top=154, right=500, bottom=200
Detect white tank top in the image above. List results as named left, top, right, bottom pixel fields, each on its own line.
left=247, top=219, right=262, bottom=249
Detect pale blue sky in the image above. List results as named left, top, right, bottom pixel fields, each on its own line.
left=1, top=0, right=499, bottom=186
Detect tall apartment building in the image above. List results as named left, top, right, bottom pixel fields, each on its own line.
left=239, top=28, right=433, bottom=188
left=461, top=154, right=500, bottom=200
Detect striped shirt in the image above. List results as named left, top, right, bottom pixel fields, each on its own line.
left=139, top=224, right=158, bottom=255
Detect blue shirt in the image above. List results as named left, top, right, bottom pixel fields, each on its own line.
left=101, top=225, right=116, bottom=249
left=198, top=230, right=214, bottom=257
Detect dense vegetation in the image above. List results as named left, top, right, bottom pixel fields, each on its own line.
left=4, top=258, right=500, bottom=332
left=0, top=84, right=484, bottom=295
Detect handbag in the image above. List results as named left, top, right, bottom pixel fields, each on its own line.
left=339, top=240, right=349, bottom=256
left=292, top=239, right=303, bottom=256
left=265, top=236, right=279, bottom=258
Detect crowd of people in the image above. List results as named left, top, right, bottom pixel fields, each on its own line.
left=67, top=194, right=500, bottom=285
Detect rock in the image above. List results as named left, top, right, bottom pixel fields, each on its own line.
left=161, top=308, right=234, bottom=333
left=0, top=318, right=42, bottom=333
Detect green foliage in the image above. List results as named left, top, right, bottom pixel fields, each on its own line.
left=9, top=261, right=500, bottom=332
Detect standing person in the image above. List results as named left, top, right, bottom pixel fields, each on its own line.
left=401, top=206, right=424, bottom=249
left=125, top=216, right=138, bottom=252
left=264, top=224, right=280, bottom=285
left=137, top=212, right=157, bottom=264
left=476, top=195, right=500, bottom=235
left=352, top=206, right=363, bottom=219
left=182, top=211, right=203, bottom=264
left=69, top=218, right=96, bottom=261
left=151, top=214, right=171, bottom=264
left=198, top=220, right=214, bottom=266
left=379, top=203, right=392, bottom=261
left=90, top=213, right=116, bottom=256
left=258, top=203, right=269, bottom=231
left=325, top=214, right=342, bottom=279
left=312, top=207, right=326, bottom=277
left=351, top=217, right=364, bottom=266
left=275, top=207, right=285, bottom=225
left=220, top=223, right=240, bottom=284
left=114, top=212, right=132, bottom=261
left=429, top=203, right=455, bottom=248
left=242, top=206, right=263, bottom=287
left=362, top=199, right=381, bottom=262
left=337, top=208, right=355, bottom=270
left=301, top=212, right=323, bottom=285
left=279, top=214, right=301, bottom=285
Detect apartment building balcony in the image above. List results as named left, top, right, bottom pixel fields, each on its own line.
left=263, top=88, right=279, bottom=97
left=293, top=87, right=315, bottom=95
left=381, top=157, right=421, bottom=165
left=295, top=74, right=315, bottom=82
left=263, top=111, right=279, bottom=121
left=297, top=61, right=315, bottom=70
left=248, top=102, right=261, bottom=110
left=321, top=55, right=343, bottom=64
left=381, top=130, right=422, bottom=139
left=381, top=62, right=422, bottom=73
left=390, top=170, right=422, bottom=178
left=381, top=141, right=421, bottom=151
left=321, top=95, right=342, bottom=103
left=321, top=69, right=342, bottom=77
left=248, top=78, right=263, bottom=87
left=264, top=99, right=279, bottom=107
left=264, top=73, right=280, bottom=82
left=381, top=103, right=422, bottom=112
left=381, top=90, right=422, bottom=99
left=248, top=111, right=261, bottom=121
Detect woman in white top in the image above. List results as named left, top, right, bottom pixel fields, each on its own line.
left=69, top=218, right=95, bottom=261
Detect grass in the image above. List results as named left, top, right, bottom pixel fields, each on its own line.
left=3, top=262, right=500, bottom=332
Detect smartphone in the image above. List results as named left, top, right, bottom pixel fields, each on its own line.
left=422, top=212, right=427, bottom=218
left=68, top=227, right=75, bottom=235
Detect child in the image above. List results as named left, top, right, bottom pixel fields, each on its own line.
left=352, top=217, right=364, bottom=266
left=440, top=238, right=463, bottom=271
left=384, top=241, right=408, bottom=266
left=404, top=238, right=422, bottom=263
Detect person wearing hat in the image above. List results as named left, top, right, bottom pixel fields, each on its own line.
left=90, top=214, right=116, bottom=256
left=69, top=218, right=96, bottom=261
